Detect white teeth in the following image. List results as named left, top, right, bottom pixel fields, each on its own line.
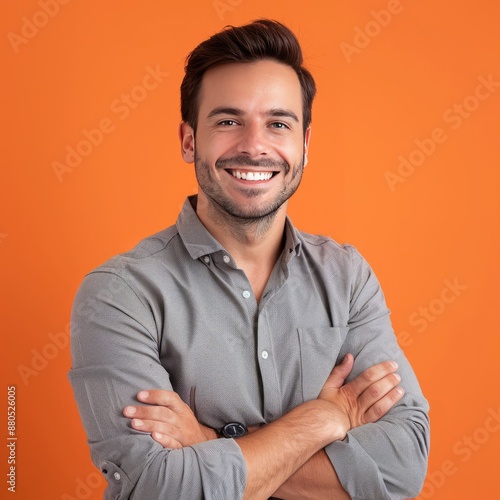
left=231, top=171, right=273, bottom=181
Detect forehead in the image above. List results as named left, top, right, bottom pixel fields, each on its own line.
left=197, top=59, right=303, bottom=118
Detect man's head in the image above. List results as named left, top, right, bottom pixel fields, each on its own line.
left=179, top=20, right=316, bottom=225
left=180, top=19, right=316, bottom=135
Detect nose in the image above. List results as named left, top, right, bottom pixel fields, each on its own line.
left=236, top=122, right=269, bottom=158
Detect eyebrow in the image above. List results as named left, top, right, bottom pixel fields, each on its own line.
left=268, top=108, right=300, bottom=122
left=206, top=107, right=244, bottom=119
left=206, top=106, right=300, bottom=122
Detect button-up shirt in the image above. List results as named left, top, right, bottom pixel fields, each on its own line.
left=69, top=195, right=429, bottom=499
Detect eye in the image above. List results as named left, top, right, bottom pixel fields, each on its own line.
left=217, top=119, right=238, bottom=126
left=270, top=122, right=289, bottom=130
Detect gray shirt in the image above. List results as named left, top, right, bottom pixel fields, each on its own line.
left=69, top=195, right=429, bottom=500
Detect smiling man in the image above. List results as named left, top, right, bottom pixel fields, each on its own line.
left=69, top=20, right=429, bottom=499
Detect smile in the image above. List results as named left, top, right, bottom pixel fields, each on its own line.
left=229, top=170, right=275, bottom=181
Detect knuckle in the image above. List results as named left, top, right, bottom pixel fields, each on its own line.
left=386, top=388, right=403, bottom=406
left=361, top=369, right=376, bottom=383
left=371, top=404, right=384, bottom=420
left=389, top=392, right=400, bottom=403
left=158, top=407, right=170, bottom=419
left=146, top=407, right=160, bottom=420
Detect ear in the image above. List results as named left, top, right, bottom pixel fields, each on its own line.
left=303, top=126, right=312, bottom=167
left=179, top=122, right=195, bottom=163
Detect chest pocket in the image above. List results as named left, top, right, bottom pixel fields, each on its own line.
left=297, top=326, right=350, bottom=401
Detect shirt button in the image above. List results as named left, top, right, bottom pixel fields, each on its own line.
left=223, top=255, right=231, bottom=263
left=242, top=290, right=251, bottom=299
left=203, top=256, right=210, bottom=264
left=261, top=351, right=269, bottom=359
left=113, top=472, right=121, bottom=481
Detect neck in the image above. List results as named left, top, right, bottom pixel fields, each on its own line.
left=196, top=195, right=287, bottom=300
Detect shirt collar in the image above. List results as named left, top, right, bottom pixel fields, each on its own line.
left=283, top=214, right=302, bottom=261
left=176, top=195, right=225, bottom=260
left=177, top=195, right=302, bottom=260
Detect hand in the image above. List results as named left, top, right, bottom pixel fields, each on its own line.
left=318, top=354, right=404, bottom=437
left=123, top=390, right=217, bottom=449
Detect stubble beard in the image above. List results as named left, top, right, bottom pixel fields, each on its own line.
left=194, top=153, right=305, bottom=227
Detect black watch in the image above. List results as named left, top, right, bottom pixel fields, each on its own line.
left=219, top=422, right=248, bottom=438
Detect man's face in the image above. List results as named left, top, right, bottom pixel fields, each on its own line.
left=180, top=59, right=311, bottom=221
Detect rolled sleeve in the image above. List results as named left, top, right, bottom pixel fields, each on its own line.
left=68, top=269, right=247, bottom=499
left=325, top=247, right=430, bottom=499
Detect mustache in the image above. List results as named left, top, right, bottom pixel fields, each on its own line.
left=216, top=156, right=290, bottom=172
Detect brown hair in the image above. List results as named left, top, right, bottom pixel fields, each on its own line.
left=180, top=19, right=316, bottom=134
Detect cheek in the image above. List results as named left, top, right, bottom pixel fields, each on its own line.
left=275, top=133, right=304, bottom=155
left=281, top=145, right=305, bottom=166
left=202, top=134, right=237, bottom=160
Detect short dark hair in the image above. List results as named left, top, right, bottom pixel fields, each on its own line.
left=180, top=19, right=316, bottom=134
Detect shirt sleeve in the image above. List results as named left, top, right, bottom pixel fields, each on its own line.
left=324, top=246, right=430, bottom=500
left=68, top=268, right=247, bottom=500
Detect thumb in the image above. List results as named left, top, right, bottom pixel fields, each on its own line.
left=327, top=354, right=354, bottom=389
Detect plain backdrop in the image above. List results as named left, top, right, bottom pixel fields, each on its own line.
left=2, top=1, right=499, bottom=498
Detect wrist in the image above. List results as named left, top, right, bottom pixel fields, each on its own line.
left=201, top=424, right=219, bottom=441
left=300, top=399, right=349, bottom=444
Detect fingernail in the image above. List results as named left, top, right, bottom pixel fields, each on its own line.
left=124, top=406, right=136, bottom=416
left=391, top=361, right=398, bottom=369
left=153, top=432, right=163, bottom=439
left=138, top=391, right=149, bottom=400
left=397, top=387, right=405, bottom=395
left=394, top=373, right=401, bottom=382
left=133, top=419, right=143, bottom=427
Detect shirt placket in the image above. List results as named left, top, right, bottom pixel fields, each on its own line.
left=212, top=250, right=283, bottom=423
left=256, top=307, right=282, bottom=422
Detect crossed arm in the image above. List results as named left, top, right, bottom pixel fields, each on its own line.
left=71, top=250, right=429, bottom=498
left=123, top=354, right=404, bottom=499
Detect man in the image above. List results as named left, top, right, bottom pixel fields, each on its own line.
left=69, top=19, right=429, bottom=499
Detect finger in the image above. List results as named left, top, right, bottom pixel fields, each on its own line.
left=357, top=372, right=402, bottom=410
left=137, top=390, right=187, bottom=413
left=151, top=431, right=183, bottom=449
left=130, top=418, right=181, bottom=442
left=326, top=354, right=354, bottom=389
left=124, top=404, right=176, bottom=424
left=363, top=386, right=405, bottom=424
left=345, top=361, right=398, bottom=397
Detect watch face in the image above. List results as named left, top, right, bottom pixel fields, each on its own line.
left=221, top=422, right=247, bottom=438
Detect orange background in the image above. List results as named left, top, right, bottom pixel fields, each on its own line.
left=2, top=1, right=499, bottom=498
